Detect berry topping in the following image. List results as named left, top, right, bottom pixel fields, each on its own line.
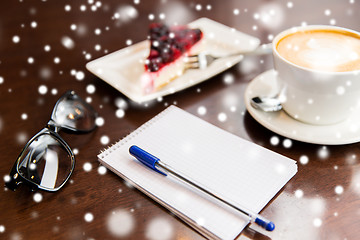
left=145, top=23, right=203, bottom=72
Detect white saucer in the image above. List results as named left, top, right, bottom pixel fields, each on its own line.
left=244, top=69, right=360, bottom=145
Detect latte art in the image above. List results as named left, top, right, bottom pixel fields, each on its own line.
left=276, top=30, right=360, bottom=72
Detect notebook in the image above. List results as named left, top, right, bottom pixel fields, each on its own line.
left=98, top=105, right=297, bottom=240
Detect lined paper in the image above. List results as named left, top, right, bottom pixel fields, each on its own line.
left=98, top=105, right=297, bottom=240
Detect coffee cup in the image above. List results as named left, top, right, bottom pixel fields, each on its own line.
left=272, top=25, right=360, bottom=125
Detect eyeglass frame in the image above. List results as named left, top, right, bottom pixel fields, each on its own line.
left=6, top=90, right=97, bottom=192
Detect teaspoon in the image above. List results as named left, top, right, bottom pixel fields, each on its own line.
left=250, top=96, right=282, bottom=112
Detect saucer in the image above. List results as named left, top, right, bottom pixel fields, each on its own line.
left=244, top=69, right=360, bottom=145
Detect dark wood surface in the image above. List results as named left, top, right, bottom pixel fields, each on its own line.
left=1, top=0, right=360, bottom=239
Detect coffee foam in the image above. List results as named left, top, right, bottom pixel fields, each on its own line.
left=276, top=30, right=360, bottom=72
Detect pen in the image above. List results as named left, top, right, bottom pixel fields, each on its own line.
left=129, top=145, right=275, bottom=231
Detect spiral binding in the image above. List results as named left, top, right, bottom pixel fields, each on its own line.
left=97, top=105, right=176, bottom=159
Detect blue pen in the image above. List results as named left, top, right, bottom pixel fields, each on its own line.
left=129, top=145, right=275, bottom=231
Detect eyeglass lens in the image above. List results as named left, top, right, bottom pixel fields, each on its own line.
left=51, top=91, right=97, bottom=132
left=17, top=133, right=73, bottom=190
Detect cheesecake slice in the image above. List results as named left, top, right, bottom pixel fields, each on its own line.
left=141, top=23, right=203, bottom=93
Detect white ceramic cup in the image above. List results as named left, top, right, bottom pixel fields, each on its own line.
left=272, top=25, right=360, bottom=125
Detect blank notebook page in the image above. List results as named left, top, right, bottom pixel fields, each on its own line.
left=98, top=105, right=297, bottom=240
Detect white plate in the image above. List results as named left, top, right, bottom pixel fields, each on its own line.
left=244, top=70, right=360, bottom=145
left=86, top=18, right=260, bottom=103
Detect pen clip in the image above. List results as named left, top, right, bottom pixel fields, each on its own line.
left=129, top=145, right=167, bottom=176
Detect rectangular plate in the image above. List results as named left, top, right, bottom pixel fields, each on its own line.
left=86, top=18, right=260, bottom=103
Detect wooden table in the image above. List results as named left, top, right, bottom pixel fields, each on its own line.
left=1, top=1, right=360, bottom=239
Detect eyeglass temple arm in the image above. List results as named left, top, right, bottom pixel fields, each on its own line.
left=5, top=165, right=21, bottom=191
left=5, top=147, right=43, bottom=191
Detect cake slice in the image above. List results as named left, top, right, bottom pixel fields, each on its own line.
left=141, top=23, right=203, bottom=93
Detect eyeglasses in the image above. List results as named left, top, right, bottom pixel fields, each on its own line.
left=5, top=90, right=98, bottom=192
